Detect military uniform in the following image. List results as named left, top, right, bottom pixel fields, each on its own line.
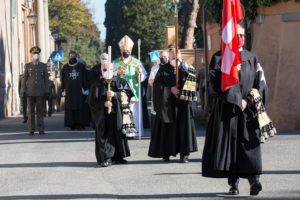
left=22, top=47, right=49, bottom=134
left=19, top=74, right=27, bottom=123
left=45, top=77, right=56, bottom=117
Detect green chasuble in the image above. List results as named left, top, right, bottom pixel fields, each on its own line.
left=113, top=56, right=141, bottom=101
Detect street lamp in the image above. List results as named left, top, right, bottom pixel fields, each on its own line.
left=51, top=30, right=59, bottom=50
left=27, top=10, right=37, bottom=46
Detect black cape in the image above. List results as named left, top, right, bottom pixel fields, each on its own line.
left=87, top=76, right=133, bottom=164
left=202, top=50, right=268, bottom=178
left=148, top=62, right=198, bottom=158
left=61, top=62, right=88, bottom=127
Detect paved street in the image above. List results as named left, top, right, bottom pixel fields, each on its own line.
left=0, top=113, right=300, bottom=200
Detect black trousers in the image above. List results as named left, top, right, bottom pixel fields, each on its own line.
left=27, top=96, right=45, bottom=132
left=228, top=175, right=260, bottom=189
left=20, top=96, right=27, bottom=120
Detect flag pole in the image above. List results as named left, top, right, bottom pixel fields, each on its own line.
left=138, top=38, right=142, bottom=140
left=174, top=0, right=179, bottom=88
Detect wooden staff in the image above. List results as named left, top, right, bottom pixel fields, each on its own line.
left=174, top=0, right=179, bottom=88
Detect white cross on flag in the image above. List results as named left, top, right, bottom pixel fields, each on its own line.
left=221, top=0, right=244, bottom=92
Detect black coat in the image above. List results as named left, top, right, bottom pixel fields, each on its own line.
left=202, top=50, right=268, bottom=178
left=148, top=62, right=198, bottom=158
left=87, top=76, right=133, bottom=163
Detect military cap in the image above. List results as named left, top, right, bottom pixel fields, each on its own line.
left=168, top=44, right=175, bottom=51
left=30, top=46, right=41, bottom=54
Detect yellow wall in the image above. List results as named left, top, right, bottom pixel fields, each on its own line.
left=252, top=1, right=300, bottom=130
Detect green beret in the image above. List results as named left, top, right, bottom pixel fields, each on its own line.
left=30, top=46, right=41, bottom=54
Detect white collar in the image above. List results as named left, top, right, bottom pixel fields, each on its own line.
left=122, top=56, right=131, bottom=64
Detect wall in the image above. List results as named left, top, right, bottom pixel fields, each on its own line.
left=251, top=1, right=300, bottom=130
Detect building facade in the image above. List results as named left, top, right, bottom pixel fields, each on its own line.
left=0, top=0, right=54, bottom=118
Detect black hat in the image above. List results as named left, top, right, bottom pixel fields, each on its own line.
left=30, top=46, right=41, bottom=54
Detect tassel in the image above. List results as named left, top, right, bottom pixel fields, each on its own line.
left=260, top=136, right=266, bottom=143
left=263, top=131, right=269, bottom=139
left=269, top=129, right=275, bottom=137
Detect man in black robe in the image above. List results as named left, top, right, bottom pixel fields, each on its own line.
left=61, top=51, right=88, bottom=130
left=90, top=53, right=107, bottom=86
left=202, top=25, right=267, bottom=196
left=87, top=62, right=133, bottom=167
left=148, top=48, right=198, bottom=163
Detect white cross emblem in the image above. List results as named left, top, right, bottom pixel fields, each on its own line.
left=69, top=69, right=79, bottom=80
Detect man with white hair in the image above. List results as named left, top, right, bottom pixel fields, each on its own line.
left=90, top=53, right=108, bottom=86
left=112, top=35, right=147, bottom=138
left=87, top=62, right=134, bottom=167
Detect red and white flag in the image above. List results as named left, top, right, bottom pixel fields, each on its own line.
left=221, top=0, right=244, bottom=92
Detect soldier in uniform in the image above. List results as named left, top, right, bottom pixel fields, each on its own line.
left=19, top=74, right=27, bottom=123
left=112, top=35, right=147, bottom=137
left=22, top=47, right=49, bottom=135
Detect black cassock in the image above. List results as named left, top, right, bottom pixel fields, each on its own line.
left=61, top=62, right=88, bottom=127
left=148, top=62, right=198, bottom=158
left=202, top=50, right=268, bottom=178
left=82, top=67, right=91, bottom=126
left=87, top=76, right=132, bottom=164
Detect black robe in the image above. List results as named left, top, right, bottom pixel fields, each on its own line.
left=87, top=76, right=132, bottom=164
left=202, top=50, right=268, bottom=178
left=61, top=62, right=88, bottom=127
left=82, top=67, right=91, bottom=126
left=148, top=62, right=198, bottom=158
left=90, top=63, right=102, bottom=86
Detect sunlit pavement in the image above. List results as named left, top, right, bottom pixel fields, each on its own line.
left=0, top=113, right=299, bottom=200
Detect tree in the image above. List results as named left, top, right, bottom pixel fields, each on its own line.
left=180, top=0, right=200, bottom=49
left=48, top=0, right=104, bottom=65
left=105, top=0, right=173, bottom=70
left=104, top=0, right=126, bottom=59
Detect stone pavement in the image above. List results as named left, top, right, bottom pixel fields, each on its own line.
left=0, top=113, right=300, bottom=200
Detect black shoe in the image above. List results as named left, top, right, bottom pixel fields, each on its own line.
left=22, top=119, right=27, bottom=123
left=100, top=158, right=112, bottom=167
left=180, top=155, right=189, bottom=163
left=48, top=114, right=52, bottom=117
left=162, top=156, right=170, bottom=162
left=29, top=131, right=34, bottom=135
left=39, top=131, right=45, bottom=135
left=250, top=182, right=262, bottom=196
left=228, top=187, right=239, bottom=195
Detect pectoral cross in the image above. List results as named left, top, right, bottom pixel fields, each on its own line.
left=69, top=69, right=79, bottom=80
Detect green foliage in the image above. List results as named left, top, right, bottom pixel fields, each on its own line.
left=105, top=0, right=174, bottom=70
left=48, top=0, right=104, bottom=65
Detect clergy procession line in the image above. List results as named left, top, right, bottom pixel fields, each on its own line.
left=20, top=24, right=274, bottom=196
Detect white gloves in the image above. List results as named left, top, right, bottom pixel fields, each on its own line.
left=62, top=90, right=66, bottom=97
left=82, top=88, right=89, bottom=96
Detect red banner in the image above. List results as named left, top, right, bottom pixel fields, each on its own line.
left=221, top=0, right=244, bottom=92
